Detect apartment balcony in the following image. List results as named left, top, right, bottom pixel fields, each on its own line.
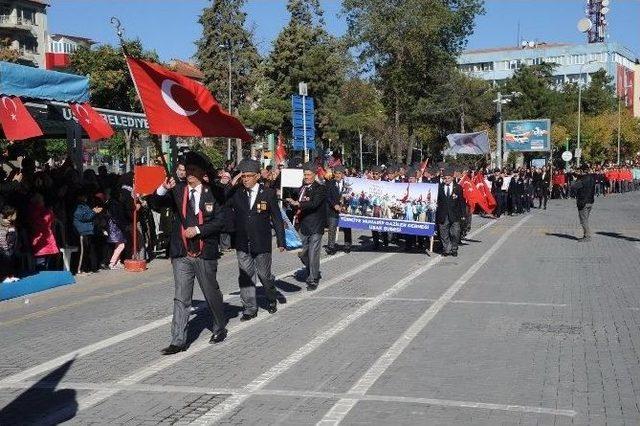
left=0, top=15, right=37, bottom=31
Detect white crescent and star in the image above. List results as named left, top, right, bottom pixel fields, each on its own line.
left=75, top=104, right=91, bottom=124
left=1, top=96, right=18, bottom=121
left=161, top=79, right=198, bottom=117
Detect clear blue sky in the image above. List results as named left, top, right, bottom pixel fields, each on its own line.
left=50, top=0, right=640, bottom=61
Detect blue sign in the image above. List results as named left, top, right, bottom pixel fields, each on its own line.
left=503, top=119, right=551, bottom=152
left=339, top=215, right=436, bottom=237
left=291, top=95, right=316, bottom=150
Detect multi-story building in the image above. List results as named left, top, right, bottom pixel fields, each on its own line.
left=0, top=0, right=48, bottom=68
left=45, top=33, right=94, bottom=69
left=458, top=41, right=639, bottom=116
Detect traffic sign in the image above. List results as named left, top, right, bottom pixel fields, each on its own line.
left=291, top=95, right=316, bottom=151
left=561, top=150, right=573, bottom=162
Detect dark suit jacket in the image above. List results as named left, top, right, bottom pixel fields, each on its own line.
left=297, top=181, right=327, bottom=235
left=436, top=183, right=466, bottom=224
left=227, top=184, right=285, bottom=254
left=149, top=182, right=231, bottom=259
left=325, top=179, right=346, bottom=219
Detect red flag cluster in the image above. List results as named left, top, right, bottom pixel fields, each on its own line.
left=0, top=95, right=114, bottom=142
left=275, top=132, right=287, bottom=165
left=459, top=172, right=496, bottom=215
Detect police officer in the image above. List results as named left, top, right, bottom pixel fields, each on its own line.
left=228, top=159, right=285, bottom=320
left=286, top=162, right=326, bottom=290
left=151, top=152, right=231, bottom=355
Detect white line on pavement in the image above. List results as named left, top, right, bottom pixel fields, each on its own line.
left=317, top=215, right=536, bottom=425
left=189, top=220, right=497, bottom=425
left=0, top=252, right=348, bottom=386
left=0, top=380, right=575, bottom=417
left=39, top=251, right=397, bottom=424
left=308, top=295, right=567, bottom=308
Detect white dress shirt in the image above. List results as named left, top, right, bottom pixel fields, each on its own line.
left=444, top=183, right=453, bottom=197
left=247, top=183, right=259, bottom=209
left=156, top=183, right=202, bottom=214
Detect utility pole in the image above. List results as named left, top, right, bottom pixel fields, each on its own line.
left=617, top=84, right=631, bottom=165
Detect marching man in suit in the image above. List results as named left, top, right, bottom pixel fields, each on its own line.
left=151, top=153, right=231, bottom=355
left=326, top=165, right=352, bottom=254
left=286, top=162, right=327, bottom=290
left=228, top=159, right=285, bottom=321
left=436, top=166, right=467, bottom=257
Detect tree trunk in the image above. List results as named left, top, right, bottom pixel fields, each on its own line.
left=405, top=127, right=415, bottom=165
left=394, top=94, right=402, bottom=164
left=235, top=138, right=242, bottom=164
left=460, top=106, right=465, bottom=133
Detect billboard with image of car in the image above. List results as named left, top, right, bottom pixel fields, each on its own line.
left=503, top=119, right=551, bottom=152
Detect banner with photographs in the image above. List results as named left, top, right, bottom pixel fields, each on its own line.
left=337, top=178, right=439, bottom=237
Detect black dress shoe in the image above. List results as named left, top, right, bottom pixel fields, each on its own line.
left=267, top=302, right=277, bottom=314
left=325, top=247, right=336, bottom=255
left=451, top=251, right=458, bottom=257
left=306, top=282, right=318, bottom=291
left=161, top=344, right=186, bottom=355
left=210, top=329, right=227, bottom=343
left=344, top=245, right=352, bottom=253
left=442, top=252, right=449, bottom=257
left=240, top=312, right=257, bottom=322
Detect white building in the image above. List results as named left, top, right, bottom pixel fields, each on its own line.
left=0, top=0, right=49, bottom=68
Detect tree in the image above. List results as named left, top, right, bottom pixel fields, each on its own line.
left=342, top=0, right=485, bottom=163
left=68, top=39, right=159, bottom=112
left=196, top=0, right=259, bottom=112
left=580, top=69, right=616, bottom=115
left=259, top=0, right=349, bottom=143
left=0, top=37, right=19, bottom=63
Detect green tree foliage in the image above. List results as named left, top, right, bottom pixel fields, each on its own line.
left=0, top=37, right=20, bottom=63
left=342, top=0, right=485, bottom=163
left=196, top=0, right=260, bottom=112
left=68, top=40, right=159, bottom=112
left=580, top=69, right=616, bottom=115
left=257, top=0, right=349, bottom=141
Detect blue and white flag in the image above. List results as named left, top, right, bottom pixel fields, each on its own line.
left=446, top=131, right=490, bottom=155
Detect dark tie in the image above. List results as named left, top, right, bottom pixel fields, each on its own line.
left=446, top=185, right=450, bottom=197
left=247, top=189, right=252, bottom=209
left=189, top=188, right=197, bottom=213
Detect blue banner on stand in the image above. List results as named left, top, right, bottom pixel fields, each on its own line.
left=338, top=215, right=436, bottom=236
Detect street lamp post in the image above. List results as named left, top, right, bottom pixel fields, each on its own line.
left=617, top=83, right=632, bottom=165
left=577, top=60, right=596, bottom=167
left=493, top=91, right=519, bottom=169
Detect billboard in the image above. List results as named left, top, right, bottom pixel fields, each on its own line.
left=337, top=177, right=438, bottom=236
left=503, top=119, right=551, bottom=152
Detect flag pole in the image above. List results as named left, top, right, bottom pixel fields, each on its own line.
left=110, top=16, right=170, bottom=178
left=110, top=17, right=150, bottom=272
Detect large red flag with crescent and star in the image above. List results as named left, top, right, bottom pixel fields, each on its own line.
left=0, top=95, right=43, bottom=141
left=69, top=102, right=115, bottom=141
left=125, top=57, right=252, bottom=141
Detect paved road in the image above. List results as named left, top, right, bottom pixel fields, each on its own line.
left=1, top=192, right=640, bottom=425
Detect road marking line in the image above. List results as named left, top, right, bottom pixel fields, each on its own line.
left=2, top=378, right=574, bottom=417
left=318, top=215, right=531, bottom=425
left=0, top=251, right=347, bottom=386
left=309, top=296, right=567, bottom=308
left=38, top=252, right=396, bottom=424
left=189, top=221, right=497, bottom=425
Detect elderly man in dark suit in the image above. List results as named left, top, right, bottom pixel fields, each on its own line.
left=286, top=162, right=326, bottom=290
left=227, top=159, right=285, bottom=321
left=151, top=152, right=231, bottom=355
left=436, top=166, right=467, bottom=257
left=326, top=165, right=351, bottom=255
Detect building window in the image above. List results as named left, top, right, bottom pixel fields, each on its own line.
left=17, top=8, right=36, bottom=25
left=508, top=60, right=521, bottom=70
left=20, top=37, right=37, bottom=54
left=0, top=5, right=11, bottom=23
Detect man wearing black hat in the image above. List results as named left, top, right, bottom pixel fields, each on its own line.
left=369, top=165, right=389, bottom=249
left=227, top=159, right=285, bottom=320
left=151, top=152, right=230, bottom=355
left=326, top=165, right=352, bottom=254
left=436, top=166, right=466, bottom=257
left=286, top=162, right=326, bottom=290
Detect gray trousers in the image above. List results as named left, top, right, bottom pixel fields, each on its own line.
left=327, top=216, right=352, bottom=249
left=438, top=217, right=461, bottom=254
left=299, top=233, right=323, bottom=283
left=237, top=250, right=276, bottom=315
left=578, top=204, right=593, bottom=238
left=170, top=256, right=226, bottom=347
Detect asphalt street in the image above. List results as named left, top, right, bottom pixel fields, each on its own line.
left=1, top=192, right=640, bottom=425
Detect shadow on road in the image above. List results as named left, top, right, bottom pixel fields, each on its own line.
left=545, top=232, right=579, bottom=240
left=596, top=231, right=640, bottom=242
left=0, top=359, right=77, bottom=424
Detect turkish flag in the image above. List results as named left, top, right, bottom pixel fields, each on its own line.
left=472, top=173, right=497, bottom=214
left=275, top=132, right=287, bottom=165
left=459, top=175, right=481, bottom=212
left=134, top=165, right=167, bottom=196
left=126, top=56, right=252, bottom=141
left=69, top=102, right=115, bottom=141
left=0, top=96, right=43, bottom=141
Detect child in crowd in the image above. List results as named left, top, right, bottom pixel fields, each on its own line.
left=0, top=205, right=18, bottom=283
left=73, top=192, right=102, bottom=274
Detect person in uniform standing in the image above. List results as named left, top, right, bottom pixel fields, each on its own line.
left=436, top=167, right=466, bottom=257
left=326, top=165, right=352, bottom=255
left=571, top=164, right=596, bottom=242
left=151, top=153, right=231, bottom=355
left=227, top=159, right=285, bottom=321
left=286, top=162, right=326, bottom=290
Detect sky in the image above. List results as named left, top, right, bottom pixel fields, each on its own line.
left=49, top=0, right=640, bottom=62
